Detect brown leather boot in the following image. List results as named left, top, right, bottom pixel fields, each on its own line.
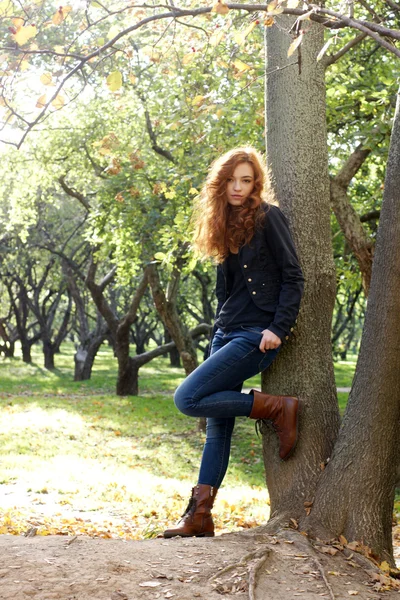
left=163, top=484, right=217, bottom=538
left=249, top=390, right=300, bottom=460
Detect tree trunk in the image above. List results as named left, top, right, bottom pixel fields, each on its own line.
left=306, top=88, right=400, bottom=564
left=164, top=329, right=181, bottom=367
left=74, top=336, right=105, bottom=381
left=21, top=339, right=32, bottom=364
left=261, top=18, right=340, bottom=525
left=43, top=339, right=55, bottom=370
left=117, top=356, right=139, bottom=396
left=148, top=263, right=198, bottom=375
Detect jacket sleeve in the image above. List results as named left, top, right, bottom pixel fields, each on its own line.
left=264, top=205, right=304, bottom=341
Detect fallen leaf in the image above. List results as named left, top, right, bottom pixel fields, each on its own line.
left=320, top=546, right=338, bottom=556
left=347, top=541, right=359, bottom=551
left=380, top=560, right=390, bottom=572
left=339, top=535, right=348, bottom=545
left=348, top=592, right=359, bottom=596
left=139, top=581, right=162, bottom=587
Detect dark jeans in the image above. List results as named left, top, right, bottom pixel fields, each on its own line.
left=174, top=326, right=281, bottom=488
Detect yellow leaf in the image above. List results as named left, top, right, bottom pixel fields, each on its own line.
left=106, top=71, right=123, bottom=91
left=316, top=37, right=333, bottom=61
left=170, top=122, right=181, bottom=130
left=287, top=33, right=303, bottom=57
left=233, top=32, right=245, bottom=45
left=36, top=94, right=46, bottom=108
left=380, top=561, right=390, bottom=572
left=244, top=21, right=257, bottom=37
left=210, top=29, right=225, bottom=46
left=14, top=24, right=37, bottom=46
left=234, top=22, right=256, bottom=46
left=51, top=94, right=65, bottom=109
left=54, top=45, right=64, bottom=54
left=191, top=95, right=204, bottom=105
left=216, top=108, right=223, bottom=118
left=128, top=73, right=137, bottom=84
left=20, top=60, right=30, bottom=71
left=189, top=187, right=198, bottom=194
left=107, top=24, right=120, bottom=40
left=0, top=0, right=13, bottom=17
left=212, top=0, right=229, bottom=15
left=264, top=17, right=275, bottom=27
left=267, top=0, right=278, bottom=9
left=287, top=0, right=300, bottom=7
left=52, top=8, right=64, bottom=25
left=269, top=6, right=284, bottom=14
left=233, top=58, right=251, bottom=72
left=52, top=6, right=72, bottom=25
left=40, top=73, right=53, bottom=85
left=12, top=17, right=24, bottom=28
left=216, top=58, right=229, bottom=69
left=182, top=52, right=196, bottom=65
left=339, top=534, right=348, bottom=545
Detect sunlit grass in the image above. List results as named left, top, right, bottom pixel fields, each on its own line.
left=0, top=342, right=355, bottom=539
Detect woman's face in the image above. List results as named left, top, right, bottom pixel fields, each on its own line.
left=226, top=162, right=255, bottom=206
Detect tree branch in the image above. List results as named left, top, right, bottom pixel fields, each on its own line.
left=334, top=144, right=371, bottom=188
left=58, top=176, right=91, bottom=211
left=324, top=32, right=368, bottom=67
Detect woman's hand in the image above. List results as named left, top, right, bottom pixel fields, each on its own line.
left=259, top=329, right=282, bottom=352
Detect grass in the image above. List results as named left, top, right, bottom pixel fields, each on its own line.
left=0, top=343, right=355, bottom=540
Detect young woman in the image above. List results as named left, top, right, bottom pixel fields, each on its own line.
left=163, top=146, right=304, bottom=538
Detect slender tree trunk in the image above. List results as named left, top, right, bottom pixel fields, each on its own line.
left=148, top=264, right=198, bottom=375
left=21, top=341, right=32, bottom=364
left=43, top=339, right=55, bottom=370
left=261, top=18, right=340, bottom=526
left=306, top=89, right=400, bottom=564
left=164, top=329, right=181, bottom=367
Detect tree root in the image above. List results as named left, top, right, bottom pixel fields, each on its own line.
left=248, top=553, right=271, bottom=600
left=210, top=547, right=269, bottom=583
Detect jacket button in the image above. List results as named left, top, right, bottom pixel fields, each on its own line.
left=252, top=291, right=256, bottom=295
left=285, top=335, right=289, bottom=340
left=248, top=278, right=252, bottom=282
left=290, top=327, right=294, bottom=332
left=244, top=264, right=248, bottom=268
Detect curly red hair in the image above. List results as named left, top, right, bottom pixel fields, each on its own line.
left=192, top=146, right=276, bottom=263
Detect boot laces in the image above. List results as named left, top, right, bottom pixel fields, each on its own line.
left=181, top=496, right=197, bottom=518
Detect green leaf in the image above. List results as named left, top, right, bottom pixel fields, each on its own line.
left=106, top=71, right=123, bottom=92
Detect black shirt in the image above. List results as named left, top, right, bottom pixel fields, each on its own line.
left=215, top=251, right=275, bottom=331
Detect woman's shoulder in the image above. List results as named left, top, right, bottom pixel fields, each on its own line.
left=260, top=202, right=287, bottom=227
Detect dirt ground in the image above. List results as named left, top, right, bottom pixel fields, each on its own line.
left=1, top=528, right=399, bottom=600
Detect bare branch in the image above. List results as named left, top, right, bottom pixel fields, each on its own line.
left=360, top=209, right=381, bottom=222
left=324, top=32, right=368, bottom=66
left=58, top=176, right=91, bottom=211
left=334, top=144, right=371, bottom=188
left=99, top=266, right=117, bottom=292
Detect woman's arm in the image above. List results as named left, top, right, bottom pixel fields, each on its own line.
left=263, top=205, right=304, bottom=342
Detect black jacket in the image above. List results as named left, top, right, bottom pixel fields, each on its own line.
left=213, top=204, right=304, bottom=342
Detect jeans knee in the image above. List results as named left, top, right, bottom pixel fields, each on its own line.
left=174, top=385, right=195, bottom=417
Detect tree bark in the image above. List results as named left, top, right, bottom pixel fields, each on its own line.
left=261, top=18, right=340, bottom=526
left=306, top=88, right=400, bottom=564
